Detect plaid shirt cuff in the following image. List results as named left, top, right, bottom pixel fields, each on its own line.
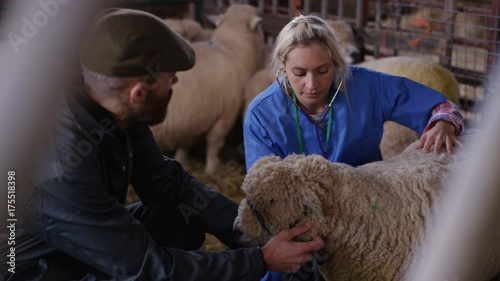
left=424, top=100, right=464, bottom=135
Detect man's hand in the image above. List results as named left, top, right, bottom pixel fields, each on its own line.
left=417, top=120, right=463, bottom=154
left=260, top=222, right=324, bottom=273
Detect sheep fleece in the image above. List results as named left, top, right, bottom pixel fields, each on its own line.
left=357, top=56, right=461, bottom=160
left=234, top=140, right=500, bottom=280
left=151, top=4, right=262, bottom=173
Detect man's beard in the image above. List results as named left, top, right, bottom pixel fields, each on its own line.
left=144, top=110, right=167, bottom=126
left=128, top=87, right=173, bottom=126
left=141, top=104, right=167, bottom=126
left=132, top=96, right=169, bottom=126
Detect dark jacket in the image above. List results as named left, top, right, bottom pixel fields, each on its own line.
left=0, top=89, right=265, bottom=280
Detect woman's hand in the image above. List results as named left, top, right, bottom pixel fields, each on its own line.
left=416, top=120, right=463, bottom=154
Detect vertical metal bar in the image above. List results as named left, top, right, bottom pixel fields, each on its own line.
left=258, top=0, right=264, bottom=14
left=393, top=0, right=403, bottom=57
left=354, top=0, right=368, bottom=62
left=441, top=0, right=457, bottom=67
left=194, top=0, right=203, bottom=23
left=217, top=0, right=224, bottom=11
left=289, top=0, right=294, bottom=17
left=487, top=0, right=500, bottom=74
left=303, top=0, right=310, bottom=15
left=338, top=0, right=344, bottom=19
left=356, top=0, right=368, bottom=28
left=374, top=0, right=381, bottom=57
left=320, top=0, right=328, bottom=18
left=272, top=0, right=277, bottom=14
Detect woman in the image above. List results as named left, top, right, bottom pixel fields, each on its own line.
left=243, top=14, right=464, bottom=281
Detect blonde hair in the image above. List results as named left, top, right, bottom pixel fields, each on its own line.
left=271, top=14, right=351, bottom=91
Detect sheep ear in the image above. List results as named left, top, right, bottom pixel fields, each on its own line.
left=182, top=19, right=202, bottom=41
left=299, top=155, right=339, bottom=187
left=206, top=14, right=223, bottom=27
left=249, top=16, right=262, bottom=31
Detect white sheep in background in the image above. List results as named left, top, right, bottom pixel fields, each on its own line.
left=256, top=43, right=274, bottom=71
left=242, top=69, right=275, bottom=118
left=151, top=4, right=263, bottom=174
left=357, top=56, right=460, bottom=159
left=243, top=19, right=359, bottom=117
left=163, top=18, right=214, bottom=42
left=233, top=136, right=500, bottom=281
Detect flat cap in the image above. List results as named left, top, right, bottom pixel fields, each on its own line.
left=80, top=8, right=195, bottom=77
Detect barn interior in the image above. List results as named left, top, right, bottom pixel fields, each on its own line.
left=85, top=0, right=498, bottom=252
left=1, top=0, right=499, bottom=273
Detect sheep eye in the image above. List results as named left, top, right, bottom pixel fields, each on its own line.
left=303, top=209, right=308, bottom=216
left=289, top=218, right=301, bottom=229
left=269, top=199, right=274, bottom=204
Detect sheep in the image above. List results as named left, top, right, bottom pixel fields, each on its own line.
left=163, top=18, right=214, bottom=42
left=233, top=136, right=500, bottom=281
left=150, top=4, right=263, bottom=174
left=243, top=69, right=275, bottom=118
left=243, top=19, right=359, bottom=117
left=257, top=43, right=274, bottom=71
left=325, top=19, right=360, bottom=64
left=357, top=56, right=460, bottom=159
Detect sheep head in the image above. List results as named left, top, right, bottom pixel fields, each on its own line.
left=206, top=4, right=264, bottom=63
left=326, top=19, right=359, bottom=64
left=234, top=154, right=335, bottom=246
left=207, top=4, right=262, bottom=32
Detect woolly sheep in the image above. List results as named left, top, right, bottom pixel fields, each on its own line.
left=151, top=4, right=263, bottom=174
left=357, top=56, right=460, bottom=159
left=241, top=44, right=274, bottom=118
left=163, top=18, right=214, bottom=42
left=257, top=44, right=274, bottom=71
left=242, top=69, right=274, bottom=118
left=233, top=137, right=500, bottom=281
left=243, top=19, right=359, bottom=117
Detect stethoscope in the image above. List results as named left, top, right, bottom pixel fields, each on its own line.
left=275, top=68, right=343, bottom=156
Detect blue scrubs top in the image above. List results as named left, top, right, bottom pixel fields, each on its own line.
left=244, top=66, right=448, bottom=170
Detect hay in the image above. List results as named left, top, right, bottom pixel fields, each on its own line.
left=126, top=123, right=247, bottom=251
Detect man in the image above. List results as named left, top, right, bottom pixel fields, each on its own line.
left=0, top=8, right=323, bottom=281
